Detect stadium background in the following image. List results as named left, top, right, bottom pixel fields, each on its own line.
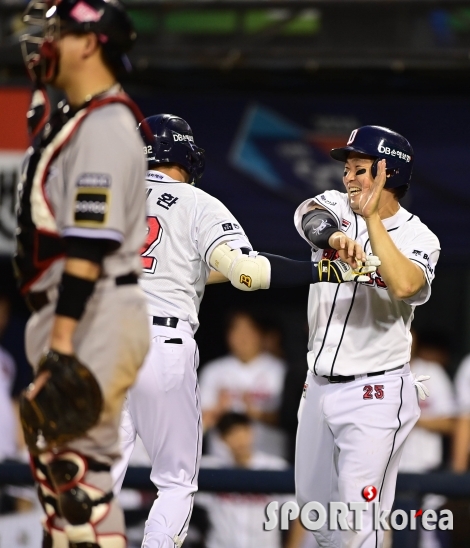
left=1, top=1, right=470, bottom=546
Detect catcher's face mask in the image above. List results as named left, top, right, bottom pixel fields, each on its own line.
left=20, top=0, right=62, bottom=83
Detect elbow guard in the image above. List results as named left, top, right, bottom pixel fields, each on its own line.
left=209, top=243, right=271, bottom=291
left=302, top=209, right=339, bottom=249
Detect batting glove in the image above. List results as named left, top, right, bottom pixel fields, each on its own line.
left=412, top=374, right=430, bottom=400
left=356, top=255, right=381, bottom=268
left=318, top=258, right=377, bottom=283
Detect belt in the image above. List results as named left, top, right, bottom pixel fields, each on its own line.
left=322, top=365, right=404, bottom=384
left=152, top=316, right=179, bottom=328
left=26, top=273, right=138, bottom=313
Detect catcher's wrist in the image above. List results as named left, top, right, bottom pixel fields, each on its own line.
left=55, top=272, right=96, bottom=320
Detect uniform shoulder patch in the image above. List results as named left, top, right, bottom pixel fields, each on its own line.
left=76, top=173, right=111, bottom=188
left=74, top=189, right=109, bottom=225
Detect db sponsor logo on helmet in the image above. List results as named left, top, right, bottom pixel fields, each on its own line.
left=172, top=132, right=194, bottom=143
left=240, top=274, right=252, bottom=288
left=377, top=144, right=411, bottom=162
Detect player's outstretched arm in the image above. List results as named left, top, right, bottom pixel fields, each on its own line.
left=209, top=243, right=379, bottom=291
left=206, top=270, right=229, bottom=285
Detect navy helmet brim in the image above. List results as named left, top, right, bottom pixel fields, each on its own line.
left=330, top=146, right=378, bottom=163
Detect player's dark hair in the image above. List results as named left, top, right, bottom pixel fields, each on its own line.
left=391, top=184, right=409, bottom=200
left=99, top=46, right=122, bottom=79
left=216, top=412, right=252, bottom=437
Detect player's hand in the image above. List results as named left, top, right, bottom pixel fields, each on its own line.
left=318, top=258, right=378, bottom=283
left=356, top=159, right=387, bottom=219
left=328, top=232, right=366, bottom=268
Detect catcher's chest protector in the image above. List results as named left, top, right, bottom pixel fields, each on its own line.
left=14, top=93, right=144, bottom=294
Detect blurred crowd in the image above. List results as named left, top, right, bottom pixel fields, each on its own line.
left=3, top=296, right=470, bottom=547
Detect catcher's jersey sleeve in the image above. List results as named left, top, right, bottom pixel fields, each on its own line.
left=60, top=103, right=146, bottom=245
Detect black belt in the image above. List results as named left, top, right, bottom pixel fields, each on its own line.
left=152, top=316, right=179, bottom=328
left=322, top=365, right=404, bottom=384
left=26, top=273, right=138, bottom=313
left=115, top=273, right=138, bottom=286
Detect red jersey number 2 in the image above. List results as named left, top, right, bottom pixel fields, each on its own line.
left=140, top=216, right=162, bottom=274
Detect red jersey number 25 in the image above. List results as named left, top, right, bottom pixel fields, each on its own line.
left=140, top=216, right=162, bottom=274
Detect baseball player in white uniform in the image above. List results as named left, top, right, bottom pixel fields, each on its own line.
left=294, top=126, right=440, bottom=548
left=111, top=114, right=379, bottom=548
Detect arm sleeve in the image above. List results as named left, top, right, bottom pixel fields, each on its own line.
left=61, top=104, right=139, bottom=246
left=293, top=190, right=347, bottom=246
left=259, top=253, right=320, bottom=287
left=399, top=228, right=440, bottom=306
left=195, top=194, right=252, bottom=263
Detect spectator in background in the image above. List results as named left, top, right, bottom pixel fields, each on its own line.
left=194, top=412, right=305, bottom=548
left=414, top=329, right=451, bottom=370
left=398, top=329, right=455, bottom=548
left=400, top=328, right=455, bottom=474
left=0, top=294, right=18, bottom=462
left=452, top=351, right=470, bottom=472
left=199, top=310, right=286, bottom=457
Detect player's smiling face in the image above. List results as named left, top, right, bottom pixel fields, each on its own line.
left=343, top=152, right=376, bottom=212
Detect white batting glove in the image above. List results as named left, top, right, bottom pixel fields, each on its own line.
left=412, top=374, right=430, bottom=400
left=356, top=255, right=381, bottom=268
left=320, top=259, right=377, bottom=283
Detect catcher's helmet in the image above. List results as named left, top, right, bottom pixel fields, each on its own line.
left=21, top=0, right=136, bottom=82
left=330, top=125, right=413, bottom=189
left=139, top=114, right=205, bottom=186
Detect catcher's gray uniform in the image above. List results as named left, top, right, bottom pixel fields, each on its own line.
left=17, top=91, right=149, bottom=547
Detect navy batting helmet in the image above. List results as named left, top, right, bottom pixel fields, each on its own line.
left=139, top=114, right=205, bottom=185
left=330, top=125, right=413, bottom=189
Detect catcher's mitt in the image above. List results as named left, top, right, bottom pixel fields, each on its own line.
left=20, top=350, right=103, bottom=455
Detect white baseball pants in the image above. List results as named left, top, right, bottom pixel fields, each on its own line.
left=295, top=364, right=420, bottom=548
left=112, top=320, right=202, bottom=548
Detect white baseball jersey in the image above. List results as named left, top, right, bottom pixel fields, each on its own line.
left=294, top=190, right=440, bottom=376
left=140, top=170, right=251, bottom=332
left=454, top=353, right=470, bottom=414
left=196, top=452, right=290, bottom=548
left=399, top=358, right=456, bottom=473
left=199, top=352, right=286, bottom=414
